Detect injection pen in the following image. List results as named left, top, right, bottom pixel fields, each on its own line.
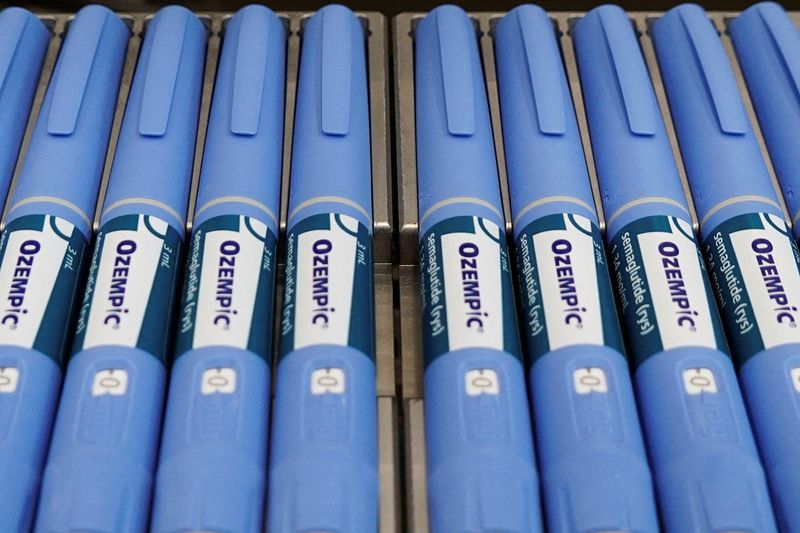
left=575, top=6, right=776, bottom=532
left=0, top=7, right=49, bottom=203
left=0, top=6, right=128, bottom=531
left=653, top=4, right=800, bottom=529
left=151, top=6, right=285, bottom=533
left=728, top=8, right=800, bottom=526
left=34, top=6, right=205, bottom=532
left=415, top=6, right=542, bottom=533
left=268, top=5, right=378, bottom=532
left=494, top=6, right=658, bottom=532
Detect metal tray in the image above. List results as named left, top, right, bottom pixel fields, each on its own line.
left=393, top=9, right=793, bottom=532
left=6, top=10, right=399, bottom=533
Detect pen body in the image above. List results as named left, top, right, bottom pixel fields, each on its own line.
left=268, top=6, right=378, bottom=533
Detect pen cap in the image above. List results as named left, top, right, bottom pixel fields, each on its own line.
left=573, top=5, right=690, bottom=239
left=415, top=5, right=504, bottom=233
left=100, top=5, right=206, bottom=232
left=287, top=5, right=371, bottom=230
left=193, top=5, right=286, bottom=231
left=494, top=5, right=598, bottom=231
left=652, top=4, right=783, bottom=233
left=0, top=8, right=49, bottom=201
left=9, top=5, right=128, bottom=237
left=730, top=3, right=800, bottom=230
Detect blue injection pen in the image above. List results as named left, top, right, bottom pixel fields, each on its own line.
left=729, top=8, right=800, bottom=528
left=415, top=6, right=542, bottom=533
left=653, top=4, right=800, bottom=530
left=575, top=6, right=776, bottom=532
left=494, top=6, right=658, bottom=532
left=151, top=6, right=285, bottom=533
left=0, top=7, right=49, bottom=203
left=0, top=6, right=127, bottom=531
left=34, top=6, right=206, bottom=533
left=268, top=5, right=377, bottom=532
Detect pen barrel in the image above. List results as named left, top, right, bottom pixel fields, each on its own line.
left=700, top=209, right=800, bottom=530
left=153, top=208, right=278, bottom=532
left=424, top=349, right=539, bottom=533
left=531, top=346, right=655, bottom=532
left=512, top=212, right=658, bottom=531
left=0, top=8, right=49, bottom=200
left=152, top=346, right=269, bottom=533
left=36, top=347, right=165, bottom=533
left=0, top=348, right=60, bottom=532
left=739, top=345, right=800, bottom=532
left=636, top=346, right=774, bottom=532
left=0, top=210, right=90, bottom=529
left=269, top=345, right=377, bottom=532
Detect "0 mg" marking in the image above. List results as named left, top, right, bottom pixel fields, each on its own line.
left=92, top=369, right=128, bottom=396
left=201, top=367, right=237, bottom=395
left=573, top=367, right=608, bottom=394
left=682, top=368, right=718, bottom=395
left=311, top=368, right=346, bottom=395
left=465, top=369, right=500, bottom=396
left=0, top=367, right=19, bottom=393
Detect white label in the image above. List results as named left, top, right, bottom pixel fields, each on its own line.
left=201, top=367, right=237, bottom=395
left=0, top=367, right=19, bottom=393
left=441, top=218, right=504, bottom=352
left=294, top=214, right=359, bottom=349
left=730, top=213, right=800, bottom=348
left=465, top=368, right=500, bottom=396
left=311, top=367, right=346, bottom=395
left=192, top=217, right=265, bottom=350
left=532, top=214, right=604, bottom=350
left=638, top=217, right=717, bottom=350
left=91, top=369, right=128, bottom=396
left=82, top=216, right=168, bottom=349
left=682, top=367, right=718, bottom=395
left=0, top=216, right=73, bottom=347
left=573, top=367, right=608, bottom=394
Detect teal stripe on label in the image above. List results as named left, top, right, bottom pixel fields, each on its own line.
left=0, top=214, right=88, bottom=366
left=516, top=213, right=624, bottom=365
left=72, top=214, right=183, bottom=364
left=175, top=214, right=277, bottom=361
left=419, top=215, right=521, bottom=367
left=278, top=212, right=374, bottom=361
left=609, top=215, right=727, bottom=368
left=704, top=212, right=800, bottom=366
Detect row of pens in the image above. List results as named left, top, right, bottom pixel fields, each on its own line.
left=416, top=2, right=800, bottom=533
left=0, top=4, right=376, bottom=533
left=3, top=1, right=800, bottom=533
